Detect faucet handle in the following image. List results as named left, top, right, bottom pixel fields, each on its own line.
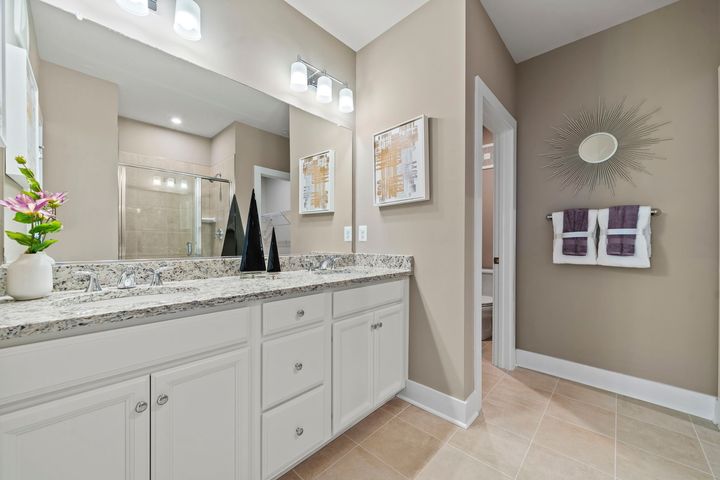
left=149, top=266, right=172, bottom=287
left=74, top=270, right=102, bottom=293
left=118, top=267, right=137, bottom=289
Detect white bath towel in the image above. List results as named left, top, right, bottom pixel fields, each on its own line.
left=552, top=209, right=598, bottom=265
left=597, top=206, right=651, bottom=268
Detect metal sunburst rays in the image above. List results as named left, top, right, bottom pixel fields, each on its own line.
left=541, top=98, right=670, bottom=194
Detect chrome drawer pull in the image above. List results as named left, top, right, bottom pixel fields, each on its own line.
left=294, top=362, right=304, bottom=372
left=296, top=427, right=304, bottom=437
left=157, top=394, right=169, bottom=406
left=296, top=309, right=305, bottom=318
left=135, top=401, right=148, bottom=413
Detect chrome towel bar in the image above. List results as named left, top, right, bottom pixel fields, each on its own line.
left=545, top=208, right=661, bottom=220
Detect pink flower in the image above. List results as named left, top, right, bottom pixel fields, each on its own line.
left=39, top=191, right=68, bottom=209
left=0, top=194, right=52, bottom=218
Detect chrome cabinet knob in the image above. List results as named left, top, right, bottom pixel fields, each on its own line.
left=296, top=427, right=304, bottom=437
left=296, top=309, right=305, bottom=318
left=157, top=394, right=169, bottom=406
left=294, top=362, right=303, bottom=372
left=135, top=401, right=148, bottom=413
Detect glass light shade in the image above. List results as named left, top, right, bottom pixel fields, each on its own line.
left=166, top=177, right=176, bottom=188
left=316, top=75, right=333, bottom=104
left=338, top=87, right=354, bottom=113
left=174, top=0, right=202, bottom=41
left=180, top=180, right=189, bottom=190
left=290, top=62, right=308, bottom=92
left=115, top=0, right=149, bottom=16
left=152, top=176, right=161, bottom=186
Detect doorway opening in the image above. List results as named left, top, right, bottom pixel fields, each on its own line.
left=254, top=166, right=291, bottom=255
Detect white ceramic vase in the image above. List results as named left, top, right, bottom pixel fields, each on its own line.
left=6, top=252, right=54, bottom=300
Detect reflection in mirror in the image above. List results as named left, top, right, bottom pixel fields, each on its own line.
left=578, top=132, right=618, bottom=164
left=3, top=0, right=352, bottom=263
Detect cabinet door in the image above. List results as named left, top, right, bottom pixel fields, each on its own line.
left=373, top=305, right=406, bottom=405
left=0, top=377, right=149, bottom=480
left=332, top=313, right=374, bottom=434
left=152, top=349, right=251, bottom=480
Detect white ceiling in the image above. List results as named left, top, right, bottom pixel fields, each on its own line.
left=284, top=0, right=431, bottom=51
left=30, top=0, right=289, bottom=139
left=480, top=0, right=680, bottom=63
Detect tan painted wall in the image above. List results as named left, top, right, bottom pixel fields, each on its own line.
left=118, top=117, right=212, bottom=167
left=40, top=0, right=355, bottom=129
left=289, top=106, right=353, bottom=254
left=39, top=61, right=119, bottom=262
left=516, top=0, right=720, bottom=394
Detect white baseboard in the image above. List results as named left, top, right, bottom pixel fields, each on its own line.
left=398, top=380, right=479, bottom=429
left=517, top=349, right=717, bottom=421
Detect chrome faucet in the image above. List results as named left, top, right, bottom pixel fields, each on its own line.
left=149, top=266, right=171, bottom=287
left=117, top=268, right=137, bottom=289
left=74, top=271, right=102, bottom=293
left=318, top=256, right=338, bottom=271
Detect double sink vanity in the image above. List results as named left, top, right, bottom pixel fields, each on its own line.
left=0, top=254, right=412, bottom=480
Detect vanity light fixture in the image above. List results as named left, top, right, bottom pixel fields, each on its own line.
left=152, top=176, right=162, bottom=186
left=180, top=180, right=189, bottom=190
left=171, top=116, right=183, bottom=125
left=290, top=56, right=353, bottom=113
left=114, top=0, right=149, bottom=16
left=166, top=177, right=176, bottom=188
left=174, top=0, right=202, bottom=41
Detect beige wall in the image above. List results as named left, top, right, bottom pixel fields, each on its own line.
left=516, top=0, right=720, bottom=394
left=289, top=106, right=353, bottom=254
left=41, top=0, right=355, bottom=129
left=118, top=117, right=212, bottom=167
left=234, top=122, right=290, bottom=221
left=40, top=61, right=119, bottom=262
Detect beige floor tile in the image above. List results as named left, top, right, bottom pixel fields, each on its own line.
left=506, top=368, right=558, bottom=393
left=617, top=415, right=710, bottom=473
left=546, top=394, right=615, bottom=437
left=398, top=405, right=459, bottom=441
left=417, top=445, right=510, bottom=479
left=483, top=361, right=507, bottom=380
left=449, top=416, right=531, bottom=477
left=278, top=470, right=302, bottom=480
left=362, top=417, right=442, bottom=478
left=294, top=435, right=355, bottom=479
left=618, top=396, right=695, bottom=437
left=482, top=398, right=544, bottom=439
left=483, top=369, right=504, bottom=396
left=316, top=446, right=405, bottom=480
left=692, top=416, right=720, bottom=446
left=381, top=397, right=410, bottom=416
left=518, top=444, right=612, bottom=480
left=616, top=441, right=713, bottom=480
left=533, top=416, right=614, bottom=475
left=700, top=440, right=720, bottom=476
left=485, top=378, right=552, bottom=411
left=345, top=407, right=396, bottom=443
left=554, top=380, right=617, bottom=412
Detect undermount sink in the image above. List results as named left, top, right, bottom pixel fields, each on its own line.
left=311, top=268, right=351, bottom=275
left=51, top=286, right=199, bottom=309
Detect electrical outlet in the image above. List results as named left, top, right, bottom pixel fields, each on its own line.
left=344, top=226, right=352, bottom=242
left=358, top=225, right=368, bottom=242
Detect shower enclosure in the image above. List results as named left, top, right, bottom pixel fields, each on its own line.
left=118, top=164, right=232, bottom=259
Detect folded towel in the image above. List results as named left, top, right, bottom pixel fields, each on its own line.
left=563, top=209, right=589, bottom=256
left=607, top=205, right=639, bottom=256
left=552, top=209, right=598, bottom=265
left=597, top=206, right=651, bottom=268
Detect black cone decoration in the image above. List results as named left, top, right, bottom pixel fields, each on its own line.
left=221, top=195, right=245, bottom=256
left=240, top=189, right=266, bottom=272
left=267, top=228, right=281, bottom=273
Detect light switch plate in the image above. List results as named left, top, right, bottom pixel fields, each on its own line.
left=358, top=225, right=368, bottom=242
left=344, top=226, right=352, bottom=242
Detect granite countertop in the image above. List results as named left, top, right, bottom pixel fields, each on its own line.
left=0, top=265, right=411, bottom=346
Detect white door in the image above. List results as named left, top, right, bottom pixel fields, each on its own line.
left=332, top=313, right=374, bottom=434
left=152, top=349, right=251, bottom=480
left=373, top=305, right=406, bottom=405
left=0, top=377, right=150, bottom=480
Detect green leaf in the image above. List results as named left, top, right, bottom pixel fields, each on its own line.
left=30, top=239, right=58, bottom=253
left=14, top=156, right=27, bottom=165
left=21, top=190, right=40, bottom=200
left=5, top=231, right=35, bottom=247
left=29, top=221, right=62, bottom=235
left=12, top=212, right=37, bottom=224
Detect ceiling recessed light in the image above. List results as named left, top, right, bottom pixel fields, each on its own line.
left=171, top=117, right=183, bottom=125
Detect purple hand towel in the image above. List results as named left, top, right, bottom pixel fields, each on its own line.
left=562, top=208, right=589, bottom=256
left=607, top=205, right=639, bottom=256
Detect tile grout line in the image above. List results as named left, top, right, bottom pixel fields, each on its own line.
left=690, top=416, right=716, bottom=479
left=512, top=377, right=559, bottom=479
left=614, top=435, right=716, bottom=477
left=444, top=442, right=514, bottom=479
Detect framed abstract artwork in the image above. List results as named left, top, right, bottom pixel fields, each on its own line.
left=299, top=149, right=335, bottom=214
left=373, top=115, right=429, bottom=207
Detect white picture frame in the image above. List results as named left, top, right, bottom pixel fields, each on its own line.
left=298, top=149, right=335, bottom=215
left=373, top=114, right=430, bottom=207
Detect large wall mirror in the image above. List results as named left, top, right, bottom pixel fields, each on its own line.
left=2, top=0, right=353, bottom=263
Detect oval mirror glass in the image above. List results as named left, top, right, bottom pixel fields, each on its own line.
left=578, top=132, right=618, bottom=164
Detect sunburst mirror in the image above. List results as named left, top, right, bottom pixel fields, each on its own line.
left=541, top=99, right=670, bottom=194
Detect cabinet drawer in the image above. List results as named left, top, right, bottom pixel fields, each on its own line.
left=262, top=386, right=327, bottom=479
left=263, top=293, right=326, bottom=336
left=262, top=327, right=325, bottom=410
left=333, top=280, right=404, bottom=318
